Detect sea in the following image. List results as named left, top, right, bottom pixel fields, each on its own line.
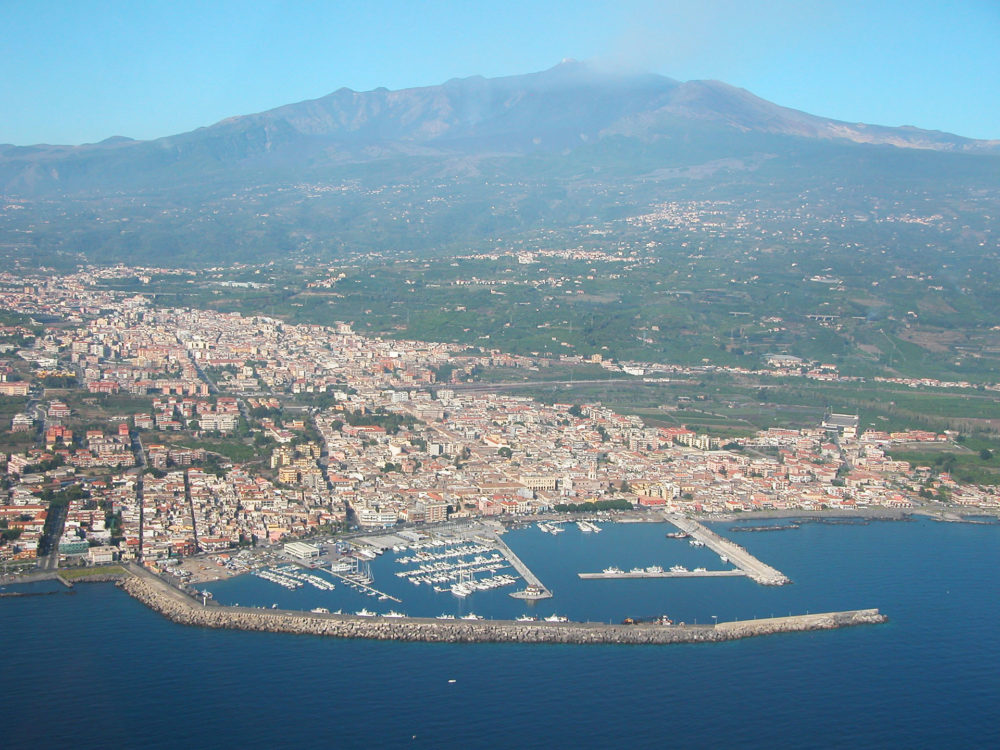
left=3, top=516, right=999, bottom=749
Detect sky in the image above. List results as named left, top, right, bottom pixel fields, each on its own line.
left=2, top=0, right=999, bottom=145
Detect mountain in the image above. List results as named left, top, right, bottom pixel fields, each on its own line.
left=1, top=61, right=996, bottom=196
left=1, top=61, right=998, bottom=267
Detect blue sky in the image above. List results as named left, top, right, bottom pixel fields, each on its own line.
left=3, top=0, right=998, bottom=145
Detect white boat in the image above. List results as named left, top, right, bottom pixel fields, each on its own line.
left=436, top=614, right=456, bottom=620
left=382, top=611, right=405, bottom=618
left=310, top=607, right=329, bottom=614
left=603, top=566, right=623, bottom=574
left=460, top=613, right=484, bottom=620
left=670, top=565, right=688, bottom=573
left=646, top=565, right=664, bottom=574
left=355, top=608, right=376, bottom=617
left=544, top=614, right=568, bottom=622
left=515, top=615, right=537, bottom=622
left=720, top=555, right=729, bottom=563
left=689, top=539, right=705, bottom=547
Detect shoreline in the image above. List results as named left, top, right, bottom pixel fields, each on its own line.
left=116, top=568, right=886, bottom=646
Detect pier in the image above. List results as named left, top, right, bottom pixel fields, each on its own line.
left=116, top=567, right=886, bottom=645
left=490, top=531, right=553, bottom=600
left=326, top=567, right=402, bottom=604
left=579, top=569, right=746, bottom=580
left=663, top=514, right=791, bottom=586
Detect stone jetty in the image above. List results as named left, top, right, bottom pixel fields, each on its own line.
left=118, top=574, right=886, bottom=645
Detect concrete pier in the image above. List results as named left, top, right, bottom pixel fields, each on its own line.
left=664, top=514, right=791, bottom=586
left=488, top=532, right=552, bottom=599
left=579, top=569, right=746, bottom=580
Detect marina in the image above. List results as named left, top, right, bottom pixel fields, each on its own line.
left=198, top=519, right=793, bottom=619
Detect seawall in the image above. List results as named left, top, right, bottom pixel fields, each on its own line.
left=118, top=574, right=886, bottom=645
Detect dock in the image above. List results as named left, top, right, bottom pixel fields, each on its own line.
left=579, top=569, right=746, bottom=579
left=326, top=569, right=402, bottom=603
left=663, top=514, right=790, bottom=586
left=490, top=531, right=553, bottom=600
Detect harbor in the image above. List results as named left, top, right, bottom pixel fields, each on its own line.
left=663, top=514, right=791, bottom=586
left=193, top=519, right=799, bottom=619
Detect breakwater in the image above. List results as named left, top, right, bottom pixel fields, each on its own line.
left=118, top=574, right=886, bottom=645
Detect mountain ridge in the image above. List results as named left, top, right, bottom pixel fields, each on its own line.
left=1, top=61, right=996, bottom=198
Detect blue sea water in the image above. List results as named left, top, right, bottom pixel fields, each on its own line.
left=3, top=517, right=999, bottom=749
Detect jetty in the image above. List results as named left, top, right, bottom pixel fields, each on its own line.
left=115, top=565, right=885, bottom=645
left=579, top=569, right=745, bottom=580
left=664, top=514, right=790, bottom=586
left=490, top=531, right=553, bottom=600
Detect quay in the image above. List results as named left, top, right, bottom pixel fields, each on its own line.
left=579, top=569, right=746, bottom=580
left=664, top=514, right=791, bottom=586
left=488, top=531, right=552, bottom=600
left=116, top=565, right=886, bottom=645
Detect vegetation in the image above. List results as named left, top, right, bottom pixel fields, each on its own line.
left=553, top=499, right=633, bottom=512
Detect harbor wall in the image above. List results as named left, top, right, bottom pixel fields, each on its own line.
left=117, top=574, right=886, bottom=646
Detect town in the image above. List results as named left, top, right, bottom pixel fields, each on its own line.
left=1, top=265, right=998, bottom=576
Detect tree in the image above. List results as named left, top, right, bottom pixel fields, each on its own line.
left=980, top=449, right=993, bottom=461
left=568, top=404, right=584, bottom=418
left=498, top=446, right=512, bottom=459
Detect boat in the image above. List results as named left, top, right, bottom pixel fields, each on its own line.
left=689, top=539, right=705, bottom=547
left=460, top=613, right=483, bottom=620
left=645, top=565, right=664, bottom=574
left=693, top=567, right=707, bottom=573
left=515, top=615, right=537, bottom=622
left=720, top=555, right=729, bottom=563
left=670, top=565, right=688, bottom=573
left=603, top=566, right=623, bottom=574
left=382, top=611, right=405, bottom=618
left=544, top=614, right=568, bottom=622
left=355, top=608, right=376, bottom=617
left=436, top=614, right=456, bottom=620
left=310, top=607, right=329, bottom=614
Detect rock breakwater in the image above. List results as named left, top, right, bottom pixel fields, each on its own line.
left=118, top=575, right=887, bottom=645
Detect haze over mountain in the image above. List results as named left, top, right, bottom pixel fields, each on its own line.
left=1, top=61, right=998, bottom=267
left=2, top=61, right=996, bottom=194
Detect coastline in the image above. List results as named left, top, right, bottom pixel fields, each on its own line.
left=116, top=568, right=886, bottom=645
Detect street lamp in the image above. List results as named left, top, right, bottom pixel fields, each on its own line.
left=711, top=614, right=718, bottom=627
